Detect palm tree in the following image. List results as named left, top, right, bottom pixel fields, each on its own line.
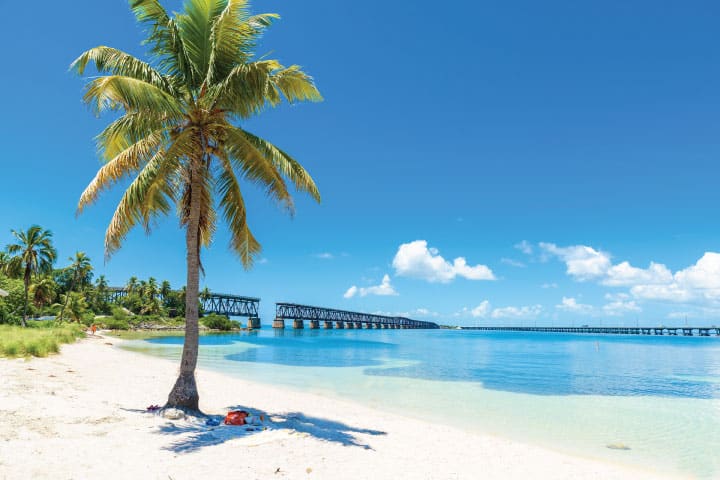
left=58, top=252, right=93, bottom=321
left=126, top=276, right=139, bottom=294
left=6, top=226, right=57, bottom=326
left=160, top=280, right=172, bottom=299
left=31, top=277, right=57, bottom=310
left=73, top=0, right=321, bottom=410
left=55, top=292, right=89, bottom=323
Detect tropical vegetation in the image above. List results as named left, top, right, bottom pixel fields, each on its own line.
left=72, top=0, right=322, bottom=410
left=0, top=323, right=85, bottom=358
left=0, top=227, right=226, bottom=328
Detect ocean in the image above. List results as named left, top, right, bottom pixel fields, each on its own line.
left=122, top=329, right=720, bottom=478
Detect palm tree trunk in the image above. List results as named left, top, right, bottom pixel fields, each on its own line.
left=166, top=167, right=202, bottom=411
left=21, top=266, right=30, bottom=327
left=58, top=274, right=76, bottom=322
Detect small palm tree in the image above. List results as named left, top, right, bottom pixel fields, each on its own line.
left=126, top=276, right=139, bottom=294
left=73, top=0, right=321, bottom=410
left=31, top=277, right=57, bottom=310
left=160, top=280, right=172, bottom=299
left=55, top=292, right=89, bottom=323
left=6, top=226, right=57, bottom=326
left=58, top=252, right=93, bottom=321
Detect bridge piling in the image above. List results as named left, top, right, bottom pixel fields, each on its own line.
left=335, top=321, right=345, bottom=329
left=247, top=317, right=261, bottom=329
left=293, top=319, right=304, bottom=329
left=273, top=317, right=285, bottom=329
left=309, top=320, right=320, bottom=329
left=323, top=321, right=333, bottom=329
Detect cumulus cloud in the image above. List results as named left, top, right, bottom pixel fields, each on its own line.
left=556, top=297, right=593, bottom=314
left=314, top=252, right=334, bottom=260
left=491, top=304, right=543, bottom=319
left=392, top=240, right=495, bottom=283
left=344, top=274, right=398, bottom=298
left=471, top=301, right=491, bottom=318
left=603, top=299, right=641, bottom=316
left=603, top=261, right=672, bottom=287
left=539, top=243, right=612, bottom=281
left=631, top=253, right=720, bottom=303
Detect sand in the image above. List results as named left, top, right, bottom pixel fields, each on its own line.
left=0, top=336, right=679, bottom=480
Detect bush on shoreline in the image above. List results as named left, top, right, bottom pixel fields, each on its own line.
left=0, top=322, right=84, bottom=358
left=200, top=314, right=241, bottom=331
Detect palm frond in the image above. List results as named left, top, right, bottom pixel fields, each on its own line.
left=240, top=129, right=320, bottom=202
left=78, top=130, right=167, bottom=214
left=271, top=65, right=323, bottom=103
left=207, top=0, right=278, bottom=84
left=177, top=0, right=227, bottom=87
left=71, top=46, right=173, bottom=94
left=83, top=75, right=184, bottom=117
left=218, top=124, right=294, bottom=213
left=216, top=151, right=261, bottom=267
left=130, top=0, right=194, bottom=83
left=104, top=129, right=197, bottom=256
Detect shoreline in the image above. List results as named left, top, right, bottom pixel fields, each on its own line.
left=0, top=337, right=680, bottom=479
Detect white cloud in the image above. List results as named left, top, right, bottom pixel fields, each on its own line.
left=541, top=282, right=558, bottom=289
left=603, top=261, right=672, bottom=287
left=539, top=243, right=612, bottom=281
left=556, top=297, right=593, bottom=314
left=344, top=274, right=398, bottom=298
left=603, top=299, right=641, bottom=316
left=392, top=240, right=495, bottom=283
left=471, top=301, right=491, bottom=318
left=491, top=305, right=543, bottom=319
left=631, top=253, right=720, bottom=303
left=314, top=252, right=334, bottom=260
left=501, top=258, right=526, bottom=268
left=515, top=240, right=533, bottom=255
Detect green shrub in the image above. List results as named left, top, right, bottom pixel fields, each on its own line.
left=201, top=314, right=240, bottom=331
left=0, top=324, right=84, bottom=358
left=102, top=317, right=130, bottom=330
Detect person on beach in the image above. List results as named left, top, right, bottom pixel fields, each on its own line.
left=90, top=324, right=97, bottom=335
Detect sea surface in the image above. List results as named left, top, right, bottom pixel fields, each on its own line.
left=122, top=329, right=720, bottom=478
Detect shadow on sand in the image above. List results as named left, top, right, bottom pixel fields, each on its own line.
left=154, top=405, right=386, bottom=453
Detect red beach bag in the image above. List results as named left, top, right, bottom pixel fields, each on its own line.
left=224, top=410, right=249, bottom=425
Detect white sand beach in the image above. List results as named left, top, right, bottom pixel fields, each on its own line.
left=0, top=336, right=679, bottom=480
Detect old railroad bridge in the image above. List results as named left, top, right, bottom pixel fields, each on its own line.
left=105, top=288, right=438, bottom=330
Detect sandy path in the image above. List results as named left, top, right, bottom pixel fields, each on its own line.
left=0, top=337, right=679, bottom=480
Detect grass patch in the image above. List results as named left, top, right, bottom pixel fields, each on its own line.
left=0, top=323, right=85, bottom=358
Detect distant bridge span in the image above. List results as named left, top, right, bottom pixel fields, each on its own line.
left=274, top=303, right=439, bottom=330
left=105, top=288, right=260, bottom=325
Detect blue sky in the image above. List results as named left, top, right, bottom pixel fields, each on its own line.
left=2, top=0, right=720, bottom=326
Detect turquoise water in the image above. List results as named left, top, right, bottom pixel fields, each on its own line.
left=123, top=329, right=720, bottom=478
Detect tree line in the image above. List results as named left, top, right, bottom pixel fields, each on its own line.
left=0, top=225, right=205, bottom=326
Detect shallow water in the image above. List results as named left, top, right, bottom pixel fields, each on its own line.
left=123, top=329, right=720, bottom=478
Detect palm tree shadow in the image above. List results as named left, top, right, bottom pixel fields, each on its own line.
left=156, top=405, right=386, bottom=454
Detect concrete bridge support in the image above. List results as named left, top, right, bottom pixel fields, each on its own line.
left=365, top=323, right=374, bottom=329
left=272, top=317, right=285, bottom=329
left=346, top=322, right=355, bottom=329
left=309, top=320, right=320, bottom=329
left=247, top=317, right=261, bottom=329
left=293, top=319, right=304, bottom=329
left=323, top=321, right=333, bottom=329
left=335, top=321, right=345, bottom=329
left=355, top=322, right=363, bottom=329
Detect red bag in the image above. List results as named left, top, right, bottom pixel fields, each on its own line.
left=224, top=410, right=249, bottom=425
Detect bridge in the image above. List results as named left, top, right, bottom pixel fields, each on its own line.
left=104, top=288, right=261, bottom=327
left=463, top=326, right=720, bottom=336
left=273, top=303, right=439, bottom=329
